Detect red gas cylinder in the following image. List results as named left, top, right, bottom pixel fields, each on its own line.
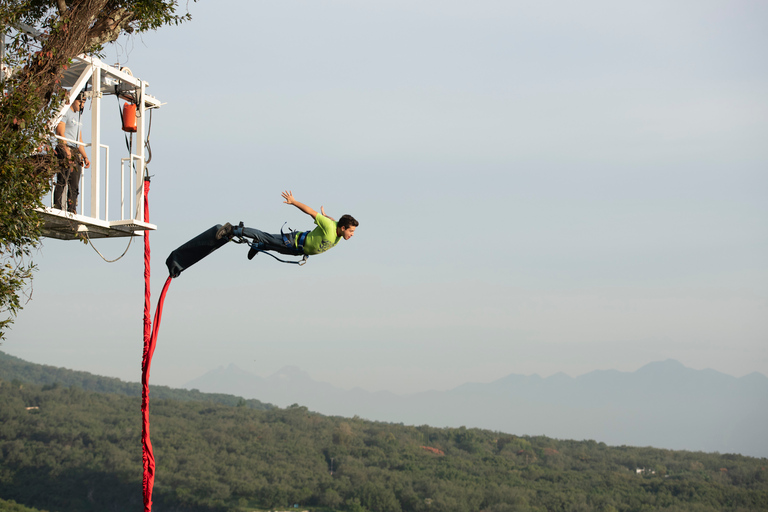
left=122, top=103, right=137, bottom=132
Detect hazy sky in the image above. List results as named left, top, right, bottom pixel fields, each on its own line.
left=6, top=0, right=767, bottom=395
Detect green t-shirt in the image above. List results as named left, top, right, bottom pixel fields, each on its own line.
left=299, top=214, right=340, bottom=255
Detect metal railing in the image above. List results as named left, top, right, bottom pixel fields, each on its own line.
left=48, top=135, right=143, bottom=223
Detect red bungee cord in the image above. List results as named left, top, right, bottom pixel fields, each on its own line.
left=141, top=177, right=173, bottom=512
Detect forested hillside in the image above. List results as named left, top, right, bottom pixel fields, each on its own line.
left=0, top=351, right=273, bottom=411
left=1, top=373, right=767, bottom=512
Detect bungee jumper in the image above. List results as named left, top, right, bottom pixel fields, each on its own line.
left=217, top=190, right=358, bottom=263
left=165, top=191, right=358, bottom=277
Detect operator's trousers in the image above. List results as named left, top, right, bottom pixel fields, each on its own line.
left=53, top=145, right=82, bottom=213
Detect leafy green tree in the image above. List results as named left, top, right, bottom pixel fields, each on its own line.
left=0, top=0, right=193, bottom=340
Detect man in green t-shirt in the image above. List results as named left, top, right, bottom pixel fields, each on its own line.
left=216, top=191, right=358, bottom=260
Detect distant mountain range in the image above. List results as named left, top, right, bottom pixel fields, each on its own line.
left=185, top=359, right=768, bottom=458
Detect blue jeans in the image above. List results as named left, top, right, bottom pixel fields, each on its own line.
left=239, top=226, right=303, bottom=256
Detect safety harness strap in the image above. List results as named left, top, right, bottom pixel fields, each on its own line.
left=296, top=230, right=310, bottom=250
left=250, top=243, right=309, bottom=266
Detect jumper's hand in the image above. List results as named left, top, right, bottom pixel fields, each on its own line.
left=281, top=190, right=295, bottom=205
left=282, top=191, right=318, bottom=219
left=320, top=206, right=335, bottom=221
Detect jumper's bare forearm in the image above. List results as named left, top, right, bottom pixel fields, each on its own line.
left=282, top=190, right=318, bottom=219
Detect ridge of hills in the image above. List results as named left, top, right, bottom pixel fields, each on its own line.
left=185, top=359, right=768, bottom=458
left=0, top=350, right=274, bottom=411
left=4, top=350, right=767, bottom=459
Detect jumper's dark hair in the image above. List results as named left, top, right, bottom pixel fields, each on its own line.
left=338, top=214, right=358, bottom=229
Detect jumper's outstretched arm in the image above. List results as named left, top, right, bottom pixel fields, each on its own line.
left=282, top=190, right=318, bottom=219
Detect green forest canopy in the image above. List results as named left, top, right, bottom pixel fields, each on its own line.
left=1, top=351, right=766, bottom=512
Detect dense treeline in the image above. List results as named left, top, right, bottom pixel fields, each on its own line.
left=0, top=497, right=47, bottom=512
left=0, top=351, right=273, bottom=411
left=1, top=376, right=767, bottom=512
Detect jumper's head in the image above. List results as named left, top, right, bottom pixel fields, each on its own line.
left=337, top=214, right=358, bottom=240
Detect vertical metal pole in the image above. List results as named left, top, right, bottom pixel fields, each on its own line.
left=90, top=65, right=101, bottom=220
left=121, top=159, right=125, bottom=220
left=104, top=145, right=109, bottom=221
left=135, top=81, right=146, bottom=223
left=130, top=153, right=135, bottom=220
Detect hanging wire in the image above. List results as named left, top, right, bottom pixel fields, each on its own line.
left=144, top=107, right=153, bottom=167
left=85, top=231, right=135, bottom=262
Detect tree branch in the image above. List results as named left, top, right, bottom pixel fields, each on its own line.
left=86, top=8, right=135, bottom=48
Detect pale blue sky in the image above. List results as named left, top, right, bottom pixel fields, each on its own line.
left=6, top=0, right=767, bottom=394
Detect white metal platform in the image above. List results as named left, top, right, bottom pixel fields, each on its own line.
left=36, top=207, right=156, bottom=240
left=11, top=27, right=165, bottom=241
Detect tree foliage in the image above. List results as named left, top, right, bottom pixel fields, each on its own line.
left=0, top=0, right=193, bottom=340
